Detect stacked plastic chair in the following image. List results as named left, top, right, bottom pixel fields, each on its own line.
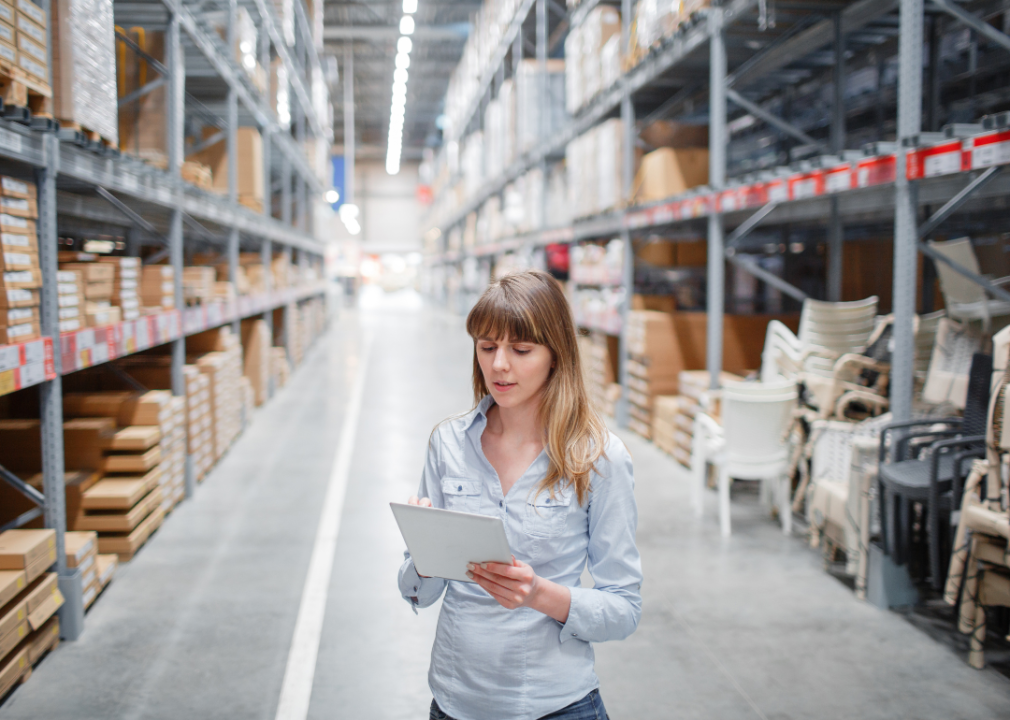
left=944, top=340, right=1010, bottom=668
left=929, top=238, right=1010, bottom=330
left=691, top=379, right=797, bottom=537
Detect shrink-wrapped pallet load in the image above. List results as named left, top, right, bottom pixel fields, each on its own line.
left=51, top=0, right=118, bottom=144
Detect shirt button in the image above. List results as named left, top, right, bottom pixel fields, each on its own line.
left=458, top=485, right=462, bottom=491
left=572, top=633, right=578, bottom=637
left=499, top=500, right=503, bottom=507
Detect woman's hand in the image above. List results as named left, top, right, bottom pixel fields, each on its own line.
left=467, top=557, right=571, bottom=623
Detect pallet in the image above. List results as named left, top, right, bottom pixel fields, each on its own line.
left=0, top=63, right=52, bottom=129
left=56, top=121, right=119, bottom=155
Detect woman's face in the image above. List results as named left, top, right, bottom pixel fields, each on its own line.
left=476, top=334, right=553, bottom=410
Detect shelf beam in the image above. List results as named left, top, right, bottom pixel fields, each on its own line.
left=708, top=7, right=727, bottom=391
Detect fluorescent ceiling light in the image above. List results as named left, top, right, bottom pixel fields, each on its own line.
left=399, top=15, right=415, bottom=34
left=393, top=68, right=408, bottom=84
left=325, top=189, right=340, bottom=204
left=395, top=52, right=410, bottom=69
left=397, top=36, right=413, bottom=54
left=403, top=0, right=417, bottom=13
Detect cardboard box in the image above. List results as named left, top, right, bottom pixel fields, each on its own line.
left=1, top=268, right=41, bottom=289
left=0, top=4, right=14, bottom=30
left=0, top=287, right=36, bottom=308
left=0, top=614, right=27, bottom=665
left=0, top=319, right=38, bottom=343
left=185, top=126, right=264, bottom=205
left=63, top=531, right=97, bottom=569
left=95, top=553, right=116, bottom=588
left=73, top=486, right=162, bottom=533
left=24, top=572, right=63, bottom=630
left=632, top=147, right=709, bottom=204
left=99, top=426, right=161, bottom=451
left=4, top=305, right=37, bottom=325
left=80, top=468, right=161, bottom=510
left=96, top=504, right=164, bottom=559
left=0, top=529, right=56, bottom=577
left=64, top=390, right=173, bottom=426
left=63, top=417, right=117, bottom=470
left=60, top=262, right=114, bottom=282
left=0, top=195, right=34, bottom=220
left=0, top=570, right=25, bottom=609
left=102, top=445, right=161, bottom=473
left=26, top=614, right=58, bottom=664
left=0, top=646, right=27, bottom=699
left=1, top=229, right=37, bottom=252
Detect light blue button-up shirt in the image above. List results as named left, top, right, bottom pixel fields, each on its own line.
left=398, top=395, right=642, bottom=720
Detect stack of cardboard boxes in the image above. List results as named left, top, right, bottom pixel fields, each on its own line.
left=183, top=366, right=212, bottom=481
left=56, top=268, right=83, bottom=332
left=272, top=347, right=290, bottom=389
left=140, top=265, right=175, bottom=312
left=59, top=261, right=119, bottom=327
left=99, top=256, right=141, bottom=321
left=0, top=176, right=40, bottom=345
left=188, top=327, right=243, bottom=460
left=13, top=0, right=48, bottom=89
left=58, top=417, right=165, bottom=561
left=241, top=318, right=271, bottom=406
left=183, top=267, right=215, bottom=305
left=185, top=127, right=264, bottom=213
left=64, top=530, right=114, bottom=610
left=625, top=311, right=681, bottom=439
left=0, top=528, right=64, bottom=701
left=578, top=331, right=620, bottom=418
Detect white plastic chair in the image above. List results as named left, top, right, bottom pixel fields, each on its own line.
left=692, top=380, right=798, bottom=536
left=929, top=238, right=1010, bottom=329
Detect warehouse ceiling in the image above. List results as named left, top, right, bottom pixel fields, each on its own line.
left=323, top=0, right=481, bottom=159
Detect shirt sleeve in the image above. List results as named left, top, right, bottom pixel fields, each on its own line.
left=398, top=427, right=448, bottom=610
left=559, top=434, right=642, bottom=644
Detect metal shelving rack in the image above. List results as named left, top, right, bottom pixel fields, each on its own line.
left=0, top=0, right=334, bottom=641
left=424, top=0, right=1010, bottom=427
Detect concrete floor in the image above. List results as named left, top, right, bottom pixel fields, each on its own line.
left=3, top=294, right=1010, bottom=720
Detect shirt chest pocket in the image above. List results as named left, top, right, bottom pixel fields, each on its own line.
left=441, top=479, right=482, bottom=514
left=523, top=489, right=573, bottom=538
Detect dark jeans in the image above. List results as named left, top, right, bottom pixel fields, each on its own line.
left=429, top=689, right=609, bottom=720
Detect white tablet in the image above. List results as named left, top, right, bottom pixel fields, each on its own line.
left=390, top=502, right=512, bottom=583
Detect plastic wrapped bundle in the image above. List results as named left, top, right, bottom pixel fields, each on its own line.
left=516, top=59, right=567, bottom=153
left=52, top=0, right=118, bottom=144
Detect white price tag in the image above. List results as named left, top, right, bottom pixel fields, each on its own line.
left=19, top=361, right=43, bottom=387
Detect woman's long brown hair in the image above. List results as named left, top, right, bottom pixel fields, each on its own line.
left=465, top=270, right=607, bottom=506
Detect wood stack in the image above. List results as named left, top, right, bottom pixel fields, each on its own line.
left=140, top=265, right=175, bottom=311
left=0, top=176, right=40, bottom=344
left=650, top=395, right=682, bottom=461
left=97, top=256, right=141, bottom=321
left=657, top=370, right=741, bottom=468
left=625, top=311, right=681, bottom=439
left=0, top=528, right=64, bottom=701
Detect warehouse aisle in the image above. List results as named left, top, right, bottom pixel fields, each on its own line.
left=4, top=297, right=1010, bottom=719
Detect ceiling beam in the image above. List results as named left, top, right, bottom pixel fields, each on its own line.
left=322, top=25, right=469, bottom=41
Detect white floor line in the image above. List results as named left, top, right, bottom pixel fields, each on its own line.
left=274, top=333, right=373, bottom=720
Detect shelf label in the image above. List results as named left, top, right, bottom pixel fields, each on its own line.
left=855, top=155, right=896, bottom=187
left=136, top=318, right=150, bottom=349
left=969, top=130, right=1010, bottom=169
left=825, top=165, right=853, bottom=193
left=19, top=361, right=43, bottom=387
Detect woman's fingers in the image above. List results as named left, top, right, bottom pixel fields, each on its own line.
left=406, top=496, right=433, bottom=507
left=420, top=497, right=432, bottom=507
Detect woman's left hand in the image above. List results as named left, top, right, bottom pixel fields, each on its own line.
left=467, top=556, right=539, bottom=610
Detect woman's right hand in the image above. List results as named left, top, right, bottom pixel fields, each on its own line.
left=407, top=496, right=432, bottom=577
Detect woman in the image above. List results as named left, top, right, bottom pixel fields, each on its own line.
left=398, top=270, right=642, bottom=720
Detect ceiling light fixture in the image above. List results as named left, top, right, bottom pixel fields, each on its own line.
left=399, top=15, right=415, bottom=35
left=395, top=52, right=410, bottom=69
left=403, top=0, right=417, bottom=14
left=397, top=36, right=412, bottom=54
